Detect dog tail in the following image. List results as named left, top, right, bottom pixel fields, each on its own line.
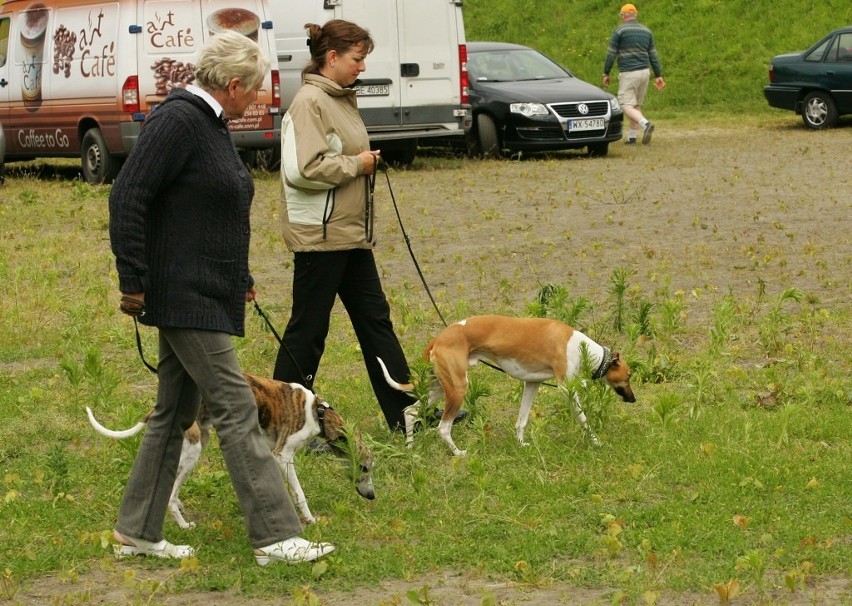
left=376, top=357, right=413, bottom=391
left=86, top=407, right=146, bottom=439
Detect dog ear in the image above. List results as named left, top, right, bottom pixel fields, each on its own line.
left=611, top=351, right=621, bottom=364
left=322, top=408, right=347, bottom=443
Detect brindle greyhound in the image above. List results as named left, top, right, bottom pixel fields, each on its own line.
left=87, top=373, right=375, bottom=526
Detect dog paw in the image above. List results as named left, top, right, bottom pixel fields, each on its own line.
left=520, top=441, right=530, bottom=448
left=453, top=450, right=468, bottom=457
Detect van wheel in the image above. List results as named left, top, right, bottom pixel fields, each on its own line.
left=476, top=114, right=501, bottom=158
left=380, top=140, right=417, bottom=168
left=241, top=147, right=280, bottom=171
left=81, top=128, right=120, bottom=184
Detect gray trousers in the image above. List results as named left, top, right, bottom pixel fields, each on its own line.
left=115, top=327, right=302, bottom=548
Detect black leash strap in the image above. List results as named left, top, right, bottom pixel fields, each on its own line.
left=133, top=317, right=158, bottom=374
left=379, top=164, right=448, bottom=327
left=252, top=300, right=314, bottom=391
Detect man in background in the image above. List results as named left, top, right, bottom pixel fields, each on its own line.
left=603, top=3, right=666, bottom=144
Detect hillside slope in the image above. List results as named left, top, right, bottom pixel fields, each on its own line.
left=463, top=0, right=852, bottom=115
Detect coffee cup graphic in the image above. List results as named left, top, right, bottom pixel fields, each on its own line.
left=206, top=8, right=260, bottom=41
left=19, top=2, right=49, bottom=106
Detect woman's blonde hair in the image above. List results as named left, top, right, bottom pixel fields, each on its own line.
left=195, top=30, right=270, bottom=92
left=303, top=19, right=374, bottom=78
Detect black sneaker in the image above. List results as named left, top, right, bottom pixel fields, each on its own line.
left=642, top=122, right=655, bottom=144
left=624, top=138, right=637, bottom=145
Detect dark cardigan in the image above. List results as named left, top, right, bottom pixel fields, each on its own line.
left=109, top=88, right=255, bottom=336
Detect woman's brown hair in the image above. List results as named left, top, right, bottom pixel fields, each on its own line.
left=303, top=19, right=375, bottom=78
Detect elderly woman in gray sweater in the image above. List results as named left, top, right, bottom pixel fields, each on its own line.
left=108, top=30, right=333, bottom=566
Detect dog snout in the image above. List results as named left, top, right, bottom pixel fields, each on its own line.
left=618, top=386, right=636, bottom=403
left=356, top=477, right=376, bottom=500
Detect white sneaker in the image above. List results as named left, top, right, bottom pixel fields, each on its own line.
left=113, top=531, right=195, bottom=559
left=254, top=536, right=335, bottom=566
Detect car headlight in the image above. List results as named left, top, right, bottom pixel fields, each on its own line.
left=510, top=102, right=549, bottom=117
left=610, top=98, right=621, bottom=111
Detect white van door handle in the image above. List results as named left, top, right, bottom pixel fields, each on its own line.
left=0, top=78, right=8, bottom=87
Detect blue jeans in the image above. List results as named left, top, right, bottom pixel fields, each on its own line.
left=115, top=327, right=301, bottom=548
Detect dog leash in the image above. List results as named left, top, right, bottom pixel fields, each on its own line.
left=123, top=298, right=313, bottom=392
left=377, top=163, right=448, bottom=328
left=252, top=300, right=315, bottom=392
left=132, top=317, right=159, bottom=374
left=378, top=166, right=617, bottom=389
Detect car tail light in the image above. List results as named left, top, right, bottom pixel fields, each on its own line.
left=459, top=44, right=469, bottom=105
left=121, top=76, right=140, bottom=113
left=768, top=66, right=775, bottom=83
left=270, top=69, right=281, bottom=109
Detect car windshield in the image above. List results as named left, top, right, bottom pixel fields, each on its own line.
left=469, top=49, right=570, bottom=82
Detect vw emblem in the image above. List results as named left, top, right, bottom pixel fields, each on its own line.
left=578, top=103, right=590, bottom=115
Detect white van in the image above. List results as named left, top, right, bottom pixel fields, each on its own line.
left=0, top=0, right=280, bottom=183
left=272, top=0, right=470, bottom=166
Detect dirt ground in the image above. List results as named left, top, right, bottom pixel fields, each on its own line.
left=8, top=121, right=852, bottom=605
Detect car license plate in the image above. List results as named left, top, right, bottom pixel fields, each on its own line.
left=568, top=118, right=605, bottom=132
left=355, top=84, right=390, bottom=96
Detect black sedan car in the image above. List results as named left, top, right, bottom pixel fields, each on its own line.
left=464, top=42, right=623, bottom=157
left=763, top=26, right=852, bottom=129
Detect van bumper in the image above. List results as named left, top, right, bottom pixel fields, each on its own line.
left=230, top=115, right=281, bottom=151
left=120, top=116, right=281, bottom=154
left=120, top=122, right=143, bottom=154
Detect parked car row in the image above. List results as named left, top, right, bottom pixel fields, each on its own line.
left=2, top=14, right=848, bottom=185
left=763, top=26, right=852, bottom=129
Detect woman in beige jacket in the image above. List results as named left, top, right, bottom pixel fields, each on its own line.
left=274, top=20, right=415, bottom=430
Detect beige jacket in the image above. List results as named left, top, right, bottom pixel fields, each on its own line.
left=281, top=74, right=375, bottom=251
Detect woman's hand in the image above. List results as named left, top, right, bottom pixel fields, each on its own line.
left=358, top=150, right=381, bottom=175
left=119, top=293, right=146, bottom=317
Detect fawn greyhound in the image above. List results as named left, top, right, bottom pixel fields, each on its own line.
left=379, top=315, right=636, bottom=456
left=87, top=373, right=375, bottom=526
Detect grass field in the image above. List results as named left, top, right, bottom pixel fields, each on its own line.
left=1, top=116, right=850, bottom=604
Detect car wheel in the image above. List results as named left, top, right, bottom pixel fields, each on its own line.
left=81, top=127, right=120, bottom=184
left=380, top=140, right=417, bottom=167
left=801, top=91, right=838, bottom=130
left=476, top=114, right=502, bottom=158
left=587, top=142, right=609, bottom=157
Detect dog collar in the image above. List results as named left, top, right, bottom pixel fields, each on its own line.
left=315, top=401, right=331, bottom=432
left=592, top=347, right=613, bottom=380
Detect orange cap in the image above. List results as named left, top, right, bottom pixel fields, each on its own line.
left=621, top=3, right=638, bottom=13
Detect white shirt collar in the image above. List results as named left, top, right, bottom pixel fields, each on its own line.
left=185, top=84, right=225, bottom=119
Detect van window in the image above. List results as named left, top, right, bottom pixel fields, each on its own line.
left=0, top=17, right=10, bottom=67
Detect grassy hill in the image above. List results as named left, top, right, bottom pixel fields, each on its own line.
left=463, top=0, right=852, bottom=117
